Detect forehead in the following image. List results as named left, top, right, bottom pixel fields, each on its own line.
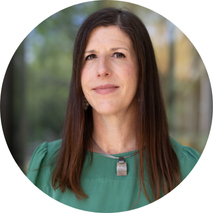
left=85, top=26, right=133, bottom=50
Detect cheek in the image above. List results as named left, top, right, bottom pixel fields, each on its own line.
left=123, top=64, right=138, bottom=84
left=130, top=63, right=139, bottom=82
left=124, top=66, right=138, bottom=97
left=81, top=68, right=93, bottom=96
left=81, top=69, right=88, bottom=94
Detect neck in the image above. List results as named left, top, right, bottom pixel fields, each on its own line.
left=91, top=108, right=137, bottom=155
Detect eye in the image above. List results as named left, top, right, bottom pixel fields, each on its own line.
left=113, top=52, right=125, bottom=58
left=85, top=54, right=97, bottom=61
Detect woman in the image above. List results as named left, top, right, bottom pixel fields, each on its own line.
left=27, top=7, right=200, bottom=212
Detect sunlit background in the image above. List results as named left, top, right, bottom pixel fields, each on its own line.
left=1, top=1, right=212, bottom=174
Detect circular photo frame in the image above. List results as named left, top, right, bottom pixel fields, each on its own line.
left=0, top=1, right=212, bottom=212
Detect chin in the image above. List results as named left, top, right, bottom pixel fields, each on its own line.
left=92, top=105, right=120, bottom=116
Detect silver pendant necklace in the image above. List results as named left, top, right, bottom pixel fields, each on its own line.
left=92, top=138, right=139, bottom=176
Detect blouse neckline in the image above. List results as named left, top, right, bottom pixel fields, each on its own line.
left=86, top=149, right=139, bottom=158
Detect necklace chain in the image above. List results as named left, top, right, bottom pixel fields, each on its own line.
left=92, top=137, right=139, bottom=161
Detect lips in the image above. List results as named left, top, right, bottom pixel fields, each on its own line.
left=93, top=84, right=119, bottom=95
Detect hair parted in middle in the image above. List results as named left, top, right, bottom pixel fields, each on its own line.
left=52, top=7, right=181, bottom=204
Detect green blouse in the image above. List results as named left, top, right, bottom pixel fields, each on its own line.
left=27, top=138, right=200, bottom=212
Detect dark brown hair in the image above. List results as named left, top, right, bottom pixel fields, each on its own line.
left=52, top=7, right=181, bottom=203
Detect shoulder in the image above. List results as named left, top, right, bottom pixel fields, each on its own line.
left=28, top=139, right=61, bottom=167
left=27, top=139, right=62, bottom=184
left=170, top=137, right=201, bottom=180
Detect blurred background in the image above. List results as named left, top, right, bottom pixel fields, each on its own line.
left=1, top=1, right=212, bottom=174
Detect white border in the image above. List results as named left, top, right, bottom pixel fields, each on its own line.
left=0, top=0, right=212, bottom=212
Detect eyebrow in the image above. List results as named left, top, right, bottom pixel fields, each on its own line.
left=111, top=47, right=129, bottom=51
left=85, top=47, right=129, bottom=53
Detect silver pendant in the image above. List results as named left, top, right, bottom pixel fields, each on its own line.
left=117, top=157, right=127, bottom=176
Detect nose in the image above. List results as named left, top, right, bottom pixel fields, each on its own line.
left=96, top=57, right=111, bottom=78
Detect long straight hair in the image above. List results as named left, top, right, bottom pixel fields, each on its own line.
left=52, top=7, right=181, bottom=203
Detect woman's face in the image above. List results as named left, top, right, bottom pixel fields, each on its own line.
left=81, top=26, right=138, bottom=116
